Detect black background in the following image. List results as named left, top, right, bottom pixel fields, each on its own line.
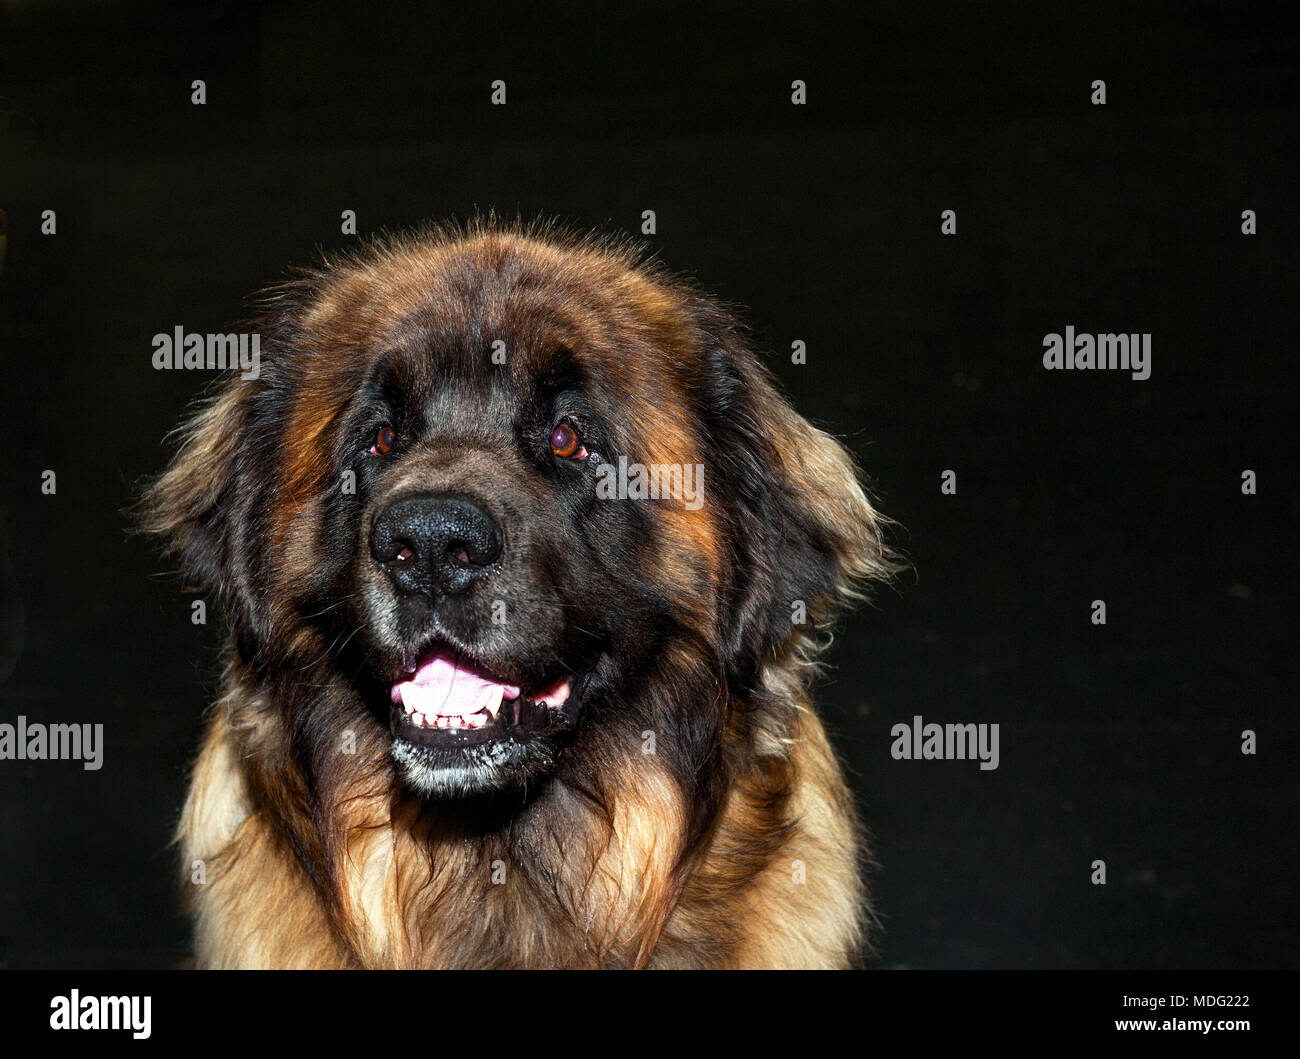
left=0, top=0, right=1296, bottom=969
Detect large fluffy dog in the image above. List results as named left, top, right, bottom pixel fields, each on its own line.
left=143, top=219, right=893, bottom=969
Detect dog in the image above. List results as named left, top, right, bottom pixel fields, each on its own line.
left=142, top=218, right=894, bottom=968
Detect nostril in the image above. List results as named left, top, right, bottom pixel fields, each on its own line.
left=394, top=543, right=416, bottom=565
left=446, top=537, right=498, bottom=569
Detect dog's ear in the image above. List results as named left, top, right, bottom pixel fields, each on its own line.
left=137, top=375, right=268, bottom=657
left=693, top=298, right=895, bottom=685
left=138, top=280, right=323, bottom=660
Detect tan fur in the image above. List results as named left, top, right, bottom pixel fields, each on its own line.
left=179, top=697, right=346, bottom=968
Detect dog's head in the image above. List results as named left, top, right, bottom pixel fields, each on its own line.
left=143, top=221, right=891, bottom=801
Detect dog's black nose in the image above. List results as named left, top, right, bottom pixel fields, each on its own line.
left=371, top=495, right=502, bottom=597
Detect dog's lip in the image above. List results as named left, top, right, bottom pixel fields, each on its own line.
left=393, top=639, right=519, bottom=683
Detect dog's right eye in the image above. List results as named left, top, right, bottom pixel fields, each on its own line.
left=369, top=425, right=397, bottom=457
left=549, top=421, right=587, bottom=461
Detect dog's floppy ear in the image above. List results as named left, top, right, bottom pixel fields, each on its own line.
left=693, top=298, right=894, bottom=685
left=138, top=376, right=268, bottom=658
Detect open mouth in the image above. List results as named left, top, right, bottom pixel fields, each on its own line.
left=389, top=648, right=590, bottom=749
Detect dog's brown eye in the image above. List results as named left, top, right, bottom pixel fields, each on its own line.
left=371, top=425, right=396, bottom=456
left=549, top=421, right=584, bottom=460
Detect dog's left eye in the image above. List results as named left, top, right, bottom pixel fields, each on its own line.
left=369, top=425, right=397, bottom=457
left=549, top=421, right=587, bottom=461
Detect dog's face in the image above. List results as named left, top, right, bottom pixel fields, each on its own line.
left=325, top=240, right=721, bottom=797
left=145, top=223, right=888, bottom=803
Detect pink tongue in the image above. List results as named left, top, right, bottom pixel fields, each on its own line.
left=392, top=656, right=520, bottom=717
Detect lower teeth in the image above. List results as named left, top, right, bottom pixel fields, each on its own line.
left=398, top=694, right=565, bottom=734
left=410, top=712, right=489, bottom=730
